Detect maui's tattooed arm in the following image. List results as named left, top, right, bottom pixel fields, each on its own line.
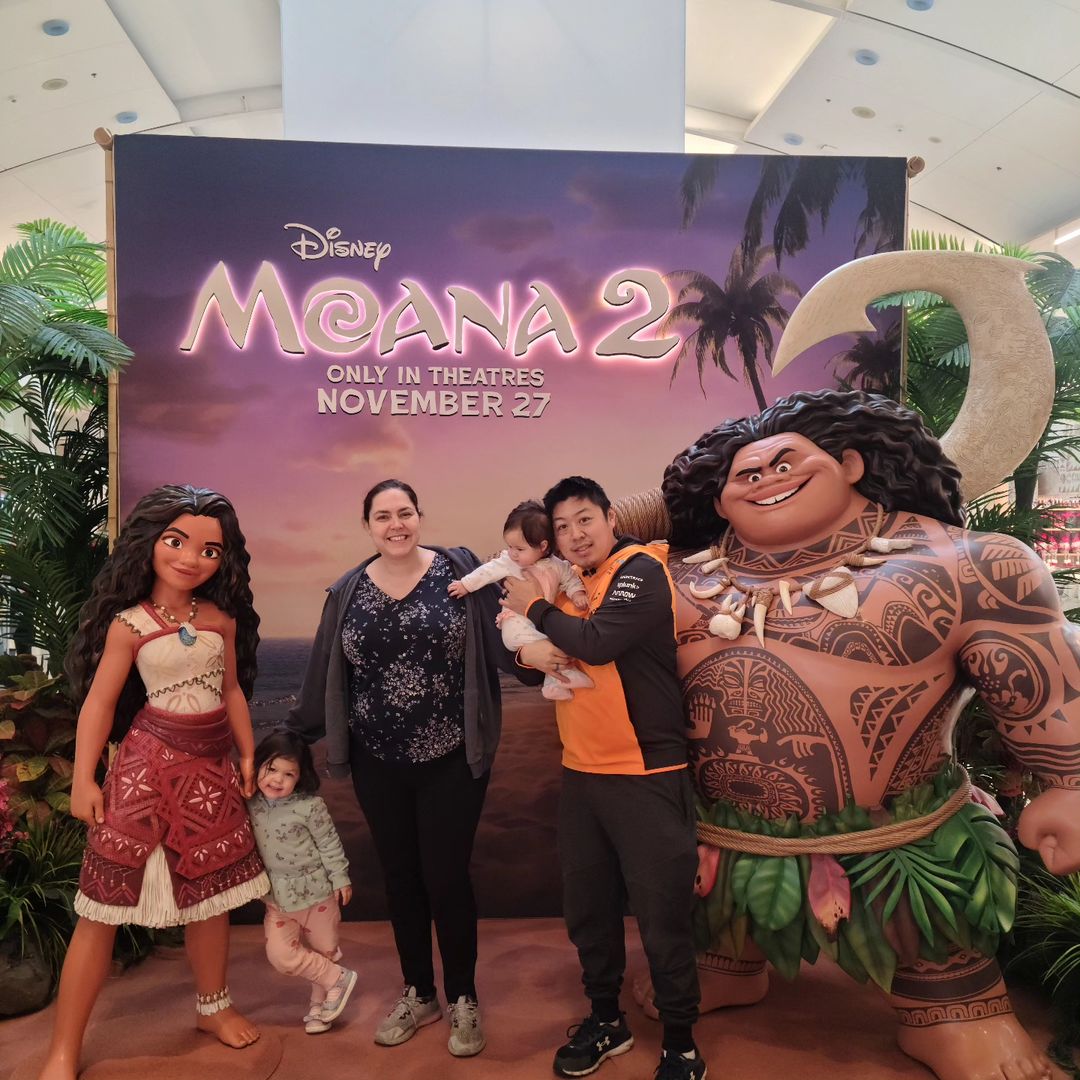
left=954, top=531, right=1080, bottom=790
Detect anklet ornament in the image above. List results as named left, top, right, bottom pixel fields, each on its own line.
left=195, top=986, right=232, bottom=1015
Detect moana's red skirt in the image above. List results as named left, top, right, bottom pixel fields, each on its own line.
left=75, top=703, right=267, bottom=926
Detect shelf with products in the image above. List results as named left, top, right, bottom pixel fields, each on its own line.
left=1033, top=502, right=1080, bottom=605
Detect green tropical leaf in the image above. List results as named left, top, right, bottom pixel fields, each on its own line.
left=44, top=792, right=71, bottom=812
left=746, top=856, right=802, bottom=931
left=753, top=916, right=804, bottom=981
left=839, top=893, right=897, bottom=991
left=14, top=756, right=49, bottom=783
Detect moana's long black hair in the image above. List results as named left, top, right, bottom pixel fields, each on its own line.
left=65, top=485, right=260, bottom=738
left=662, top=390, right=965, bottom=549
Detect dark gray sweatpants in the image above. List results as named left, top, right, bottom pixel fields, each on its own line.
left=558, top=766, right=700, bottom=1028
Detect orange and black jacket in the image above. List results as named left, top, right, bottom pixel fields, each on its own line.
left=526, top=536, right=687, bottom=776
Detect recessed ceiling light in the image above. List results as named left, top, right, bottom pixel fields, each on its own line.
left=854, top=49, right=879, bottom=66
left=907, top=0, right=934, bottom=10
left=783, top=133, right=804, bottom=146
left=928, top=135, right=942, bottom=144
left=42, top=19, right=69, bottom=35
left=115, top=111, right=139, bottom=124
left=852, top=106, right=876, bottom=119
left=41, top=78, right=67, bottom=91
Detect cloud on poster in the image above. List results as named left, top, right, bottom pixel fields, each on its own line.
left=299, top=420, right=413, bottom=473
left=123, top=360, right=273, bottom=441
left=567, top=169, right=685, bottom=232
left=455, top=212, right=555, bottom=253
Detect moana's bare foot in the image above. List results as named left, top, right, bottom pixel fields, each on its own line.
left=633, top=956, right=769, bottom=1020
left=897, top=1013, right=1063, bottom=1080
left=196, top=1005, right=260, bottom=1048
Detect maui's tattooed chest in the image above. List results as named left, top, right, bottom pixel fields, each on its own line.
left=679, top=641, right=959, bottom=818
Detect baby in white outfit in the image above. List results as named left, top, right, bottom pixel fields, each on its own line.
left=448, top=500, right=593, bottom=700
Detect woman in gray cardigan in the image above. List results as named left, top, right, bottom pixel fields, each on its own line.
left=287, top=479, right=540, bottom=1059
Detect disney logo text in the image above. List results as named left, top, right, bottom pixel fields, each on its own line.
left=284, top=223, right=392, bottom=270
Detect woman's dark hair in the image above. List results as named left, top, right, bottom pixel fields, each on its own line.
left=362, top=479, right=421, bottom=522
left=542, top=476, right=612, bottom=517
left=254, top=729, right=320, bottom=795
left=65, top=485, right=261, bottom=739
left=662, top=390, right=965, bottom=548
left=503, top=499, right=553, bottom=551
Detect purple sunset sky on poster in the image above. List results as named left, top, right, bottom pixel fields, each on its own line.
left=114, top=136, right=904, bottom=639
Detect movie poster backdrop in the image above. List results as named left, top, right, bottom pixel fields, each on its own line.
left=113, top=135, right=905, bottom=918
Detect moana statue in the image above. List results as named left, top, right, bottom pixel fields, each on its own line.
left=622, top=252, right=1079, bottom=1080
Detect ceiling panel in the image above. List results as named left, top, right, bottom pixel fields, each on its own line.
left=1054, top=62, right=1080, bottom=95
left=0, top=169, right=68, bottom=234
left=988, top=91, right=1080, bottom=175
left=12, top=145, right=105, bottom=201
left=0, top=0, right=127, bottom=71
left=104, top=0, right=282, bottom=99
left=0, top=84, right=179, bottom=170
left=911, top=129, right=1080, bottom=241
left=747, top=66, right=985, bottom=162
left=2, top=41, right=165, bottom=111
left=849, top=0, right=1080, bottom=83
left=185, top=111, right=284, bottom=140
left=749, top=17, right=1040, bottom=137
left=687, top=0, right=830, bottom=119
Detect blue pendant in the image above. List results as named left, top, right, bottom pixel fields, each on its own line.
left=178, top=623, right=197, bottom=647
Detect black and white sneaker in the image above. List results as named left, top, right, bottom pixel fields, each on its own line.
left=553, top=1013, right=634, bottom=1077
left=654, top=1049, right=707, bottom=1080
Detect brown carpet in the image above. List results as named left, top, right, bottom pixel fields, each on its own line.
left=0, top=919, right=1065, bottom=1080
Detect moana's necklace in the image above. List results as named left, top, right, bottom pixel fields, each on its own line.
left=151, top=596, right=199, bottom=647
left=682, top=506, right=914, bottom=645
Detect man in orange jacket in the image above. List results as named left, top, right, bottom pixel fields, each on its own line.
left=504, top=476, right=705, bottom=1080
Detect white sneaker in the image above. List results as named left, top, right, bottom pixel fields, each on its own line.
left=303, top=1001, right=331, bottom=1034
left=447, top=995, right=486, bottom=1057
left=304, top=1010, right=332, bottom=1035
left=319, top=967, right=358, bottom=1022
left=374, top=985, right=442, bottom=1046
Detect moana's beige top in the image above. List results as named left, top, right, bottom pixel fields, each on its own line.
left=115, top=603, right=226, bottom=714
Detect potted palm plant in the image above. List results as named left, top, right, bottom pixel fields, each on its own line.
left=0, top=219, right=131, bottom=1013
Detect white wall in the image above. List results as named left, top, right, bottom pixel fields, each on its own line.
left=281, top=0, right=685, bottom=152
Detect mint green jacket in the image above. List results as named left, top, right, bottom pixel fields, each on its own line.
left=246, top=792, right=350, bottom=912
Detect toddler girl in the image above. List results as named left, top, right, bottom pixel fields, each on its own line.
left=448, top=500, right=593, bottom=700
left=247, top=730, right=357, bottom=1034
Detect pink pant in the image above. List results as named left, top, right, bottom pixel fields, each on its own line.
left=264, top=897, right=343, bottom=995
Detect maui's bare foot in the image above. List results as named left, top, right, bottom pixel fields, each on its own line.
left=897, top=1013, right=1064, bottom=1080
left=35, top=1051, right=78, bottom=1080
left=632, top=962, right=769, bottom=1020
left=196, top=1005, right=260, bottom=1048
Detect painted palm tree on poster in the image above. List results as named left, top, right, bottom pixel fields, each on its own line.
left=681, top=155, right=905, bottom=264
left=671, top=155, right=903, bottom=402
left=663, top=245, right=802, bottom=408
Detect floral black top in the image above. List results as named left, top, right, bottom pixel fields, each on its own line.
left=342, top=552, right=467, bottom=763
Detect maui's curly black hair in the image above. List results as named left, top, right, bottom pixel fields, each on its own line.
left=65, top=485, right=260, bottom=739
left=662, top=390, right=964, bottom=549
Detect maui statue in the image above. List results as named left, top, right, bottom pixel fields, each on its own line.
left=620, top=252, right=1079, bottom=1080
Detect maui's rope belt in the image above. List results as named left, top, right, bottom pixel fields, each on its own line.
left=695, top=769, right=973, bottom=856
